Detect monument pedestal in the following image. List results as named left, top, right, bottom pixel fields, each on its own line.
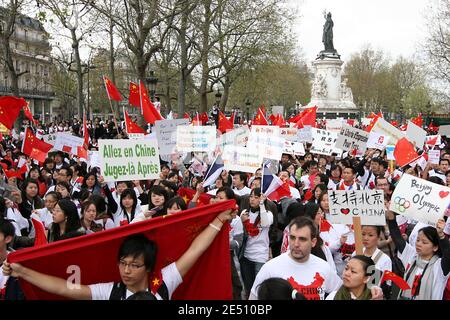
left=306, top=56, right=358, bottom=119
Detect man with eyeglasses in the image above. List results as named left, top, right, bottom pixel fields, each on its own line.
left=45, top=168, right=73, bottom=196
left=3, top=209, right=235, bottom=300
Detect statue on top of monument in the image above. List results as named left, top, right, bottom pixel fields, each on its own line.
left=322, top=12, right=334, bottom=52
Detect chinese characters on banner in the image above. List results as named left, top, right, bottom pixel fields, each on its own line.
left=310, top=129, right=342, bottom=156
left=328, top=190, right=386, bottom=225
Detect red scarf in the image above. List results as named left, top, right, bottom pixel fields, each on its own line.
left=338, top=180, right=354, bottom=191
left=243, top=214, right=261, bottom=237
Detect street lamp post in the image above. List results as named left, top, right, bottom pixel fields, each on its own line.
left=215, top=88, right=222, bottom=110
left=83, top=63, right=96, bottom=121
left=245, top=98, right=251, bottom=122
left=146, top=70, right=158, bottom=102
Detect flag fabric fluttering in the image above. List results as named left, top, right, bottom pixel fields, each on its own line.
left=294, top=106, right=317, bottom=128
left=218, top=111, right=234, bottom=133
left=380, top=270, right=410, bottom=290
left=83, top=114, right=89, bottom=150
left=139, top=80, right=164, bottom=124
left=394, top=137, right=420, bottom=167
left=103, top=76, right=123, bottom=102
left=7, top=200, right=235, bottom=300
left=128, top=82, right=140, bottom=107
left=31, top=218, right=47, bottom=247
left=261, top=162, right=291, bottom=201
left=23, top=103, right=39, bottom=125
left=22, top=127, right=53, bottom=162
left=177, top=187, right=212, bottom=207
left=253, top=108, right=269, bottom=125
left=123, top=108, right=146, bottom=134
left=411, top=114, right=423, bottom=128
left=0, top=96, right=27, bottom=129
left=202, top=155, right=224, bottom=188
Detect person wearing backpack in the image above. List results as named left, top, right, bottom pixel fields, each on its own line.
left=2, top=209, right=235, bottom=300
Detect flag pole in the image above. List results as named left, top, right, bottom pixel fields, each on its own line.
left=103, top=76, right=120, bottom=137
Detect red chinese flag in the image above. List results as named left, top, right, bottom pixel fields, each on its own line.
left=128, top=82, right=140, bottom=107
left=8, top=200, right=235, bottom=300
left=428, top=121, right=439, bottom=132
left=269, top=114, right=276, bottom=123
left=295, top=106, right=317, bottom=128
left=0, top=96, right=27, bottom=129
left=83, top=114, right=89, bottom=149
left=22, top=128, right=53, bottom=159
left=273, top=114, right=285, bottom=127
left=139, top=81, right=163, bottom=124
left=390, top=120, right=399, bottom=127
left=62, top=145, right=72, bottom=154
left=77, top=146, right=88, bottom=160
left=253, top=108, right=269, bottom=125
left=23, top=103, right=38, bottom=125
left=177, top=188, right=212, bottom=206
left=103, top=76, right=123, bottom=102
left=192, top=113, right=201, bottom=126
left=411, top=114, right=423, bottom=128
left=200, top=112, right=209, bottom=125
left=229, top=111, right=235, bottom=125
left=31, top=218, right=47, bottom=247
left=365, top=113, right=380, bottom=132
left=183, top=112, right=191, bottom=120
left=347, top=119, right=355, bottom=126
left=288, top=111, right=304, bottom=124
left=380, top=271, right=410, bottom=290
left=30, top=148, right=47, bottom=163
left=394, top=137, right=419, bottom=167
left=320, top=219, right=333, bottom=232
left=218, top=111, right=234, bottom=133
left=124, top=109, right=146, bottom=134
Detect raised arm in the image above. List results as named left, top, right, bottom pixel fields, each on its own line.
left=2, top=262, right=92, bottom=300
left=436, top=219, right=450, bottom=276
left=175, top=209, right=235, bottom=278
left=386, top=210, right=406, bottom=253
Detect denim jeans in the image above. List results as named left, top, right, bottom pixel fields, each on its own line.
left=239, top=256, right=264, bottom=298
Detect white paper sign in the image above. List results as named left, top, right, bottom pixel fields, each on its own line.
left=249, top=126, right=284, bottom=160
left=390, top=174, right=450, bottom=227
left=429, top=150, right=441, bottom=164
left=283, top=140, right=306, bottom=156
left=438, top=125, right=450, bottom=136
left=310, top=129, right=342, bottom=156
left=222, top=145, right=263, bottom=173
left=42, top=133, right=57, bottom=145
left=372, top=118, right=405, bottom=145
left=155, top=119, right=190, bottom=155
left=176, top=126, right=217, bottom=152
left=53, top=133, right=84, bottom=155
left=406, top=121, right=427, bottom=150
left=88, top=151, right=100, bottom=169
left=297, top=126, right=313, bottom=143
left=361, top=118, right=372, bottom=126
left=128, top=133, right=145, bottom=140
left=99, top=139, right=160, bottom=182
left=328, top=190, right=386, bottom=226
left=218, top=126, right=250, bottom=151
left=335, top=124, right=369, bottom=153
left=280, top=127, right=298, bottom=142
left=326, top=119, right=344, bottom=133
left=386, top=145, right=395, bottom=161
left=367, top=132, right=389, bottom=150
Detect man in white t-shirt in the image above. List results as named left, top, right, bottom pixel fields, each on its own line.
left=3, top=209, right=234, bottom=300
left=233, top=172, right=251, bottom=196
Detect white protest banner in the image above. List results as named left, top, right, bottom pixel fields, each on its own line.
left=386, top=145, right=395, bottom=160
left=335, top=124, right=369, bottom=153
left=218, top=126, right=250, bottom=151
left=326, top=119, right=344, bottom=133
left=249, top=126, right=284, bottom=160
left=310, top=129, right=342, bottom=156
left=428, top=150, right=441, bottom=164
left=280, top=127, right=298, bottom=142
left=438, top=125, right=450, bottom=136
left=128, top=133, right=145, bottom=140
left=372, top=118, right=404, bottom=145
left=42, top=133, right=57, bottom=145
left=176, top=126, right=217, bottom=152
left=222, top=145, right=262, bottom=173
left=361, top=118, right=372, bottom=126
left=297, top=126, right=313, bottom=143
left=406, top=121, right=427, bottom=150
left=390, top=174, right=450, bottom=227
left=155, top=119, right=190, bottom=155
left=88, top=151, right=100, bottom=169
left=283, top=140, right=306, bottom=156
left=367, top=132, right=389, bottom=150
left=99, top=139, right=160, bottom=182
left=53, top=133, right=84, bottom=155
left=328, top=190, right=386, bottom=225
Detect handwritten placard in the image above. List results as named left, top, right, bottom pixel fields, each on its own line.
left=428, top=150, right=441, bottom=164
left=335, top=124, right=369, bottom=153
left=222, top=146, right=263, bottom=173
left=249, top=126, right=284, bottom=160
left=326, top=119, right=344, bottom=133
left=280, top=127, right=299, bottom=142
left=218, top=126, right=250, bottom=151
left=283, top=140, right=306, bottom=156
left=328, top=190, right=386, bottom=225
left=406, top=121, right=427, bottom=150
left=310, top=129, right=342, bottom=156
left=297, top=126, right=313, bottom=143
left=155, top=119, right=190, bottom=155
left=176, top=126, right=217, bottom=152
left=390, top=174, right=450, bottom=227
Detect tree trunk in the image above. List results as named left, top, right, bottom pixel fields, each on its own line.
left=177, top=7, right=189, bottom=116
left=221, top=77, right=230, bottom=111
left=71, top=30, right=84, bottom=119
left=199, top=0, right=211, bottom=114
left=108, top=18, right=120, bottom=122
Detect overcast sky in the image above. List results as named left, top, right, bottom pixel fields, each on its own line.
left=291, top=0, right=431, bottom=63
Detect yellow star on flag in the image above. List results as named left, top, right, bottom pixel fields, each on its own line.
left=152, top=278, right=160, bottom=286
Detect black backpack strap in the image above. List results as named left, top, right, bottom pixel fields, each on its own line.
left=109, top=282, right=126, bottom=300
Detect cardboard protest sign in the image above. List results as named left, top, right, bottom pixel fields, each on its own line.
left=176, top=126, right=217, bottom=152
left=390, top=174, right=450, bottom=227
left=249, top=126, right=284, bottom=160
left=155, top=119, right=190, bottom=155
left=280, top=127, right=298, bottom=142
left=222, top=145, right=262, bottom=173
left=326, top=119, right=344, bottom=133
left=283, top=140, right=306, bottom=156
left=297, top=126, right=313, bottom=143
left=99, top=139, right=160, bottom=182
left=428, top=150, right=441, bottom=164
left=406, top=121, right=427, bottom=150
left=372, top=118, right=404, bottom=145
left=328, top=190, right=386, bottom=226
left=438, top=125, right=450, bottom=137
left=310, top=129, right=342, bottom=156
left=53, top=133, right=84, bottom=155
left=218, top=126, right=249, bottom=151
left=335, top=124, right=369, bottom=153
left=367, top=132, right=389, bottom=150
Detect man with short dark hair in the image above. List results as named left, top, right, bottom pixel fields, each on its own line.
left=233, top=172, right=251, bottom=196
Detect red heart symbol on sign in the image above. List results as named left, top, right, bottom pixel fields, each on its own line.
left=341, top=208, right=350, bottom=215
left=439, top=191, right=449, bottom=199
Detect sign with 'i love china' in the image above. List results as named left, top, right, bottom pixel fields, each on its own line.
left=390, top=174, right=450, bottom=227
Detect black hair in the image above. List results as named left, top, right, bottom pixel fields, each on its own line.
left=21, top=179, right=41, bottom=203
left=116, top=181, right=134, bottom=189
left=118, top=234, right=157, bottom=272
left=216, top=187, right=236, bottom=200
left=350, top=255, right=376, bottom=276
left=285, top=202, right=306, bottom=225
left=307, top=160, right=318, bottom=168
left=0, top=217, right=15, bottom=239
left=330, top=163, right=342, bottom=176
left=361, top=225, right=384, bottom=237
left=149, top=185, right=169, bottom=207
left=166, top=196, right=187, bottom=212
left=374, top=175, right=389, bottom=186
left=281, top=162, right=294, bottom=172
left=257, top=278, right=306, bottom=300
left=371, top=157, right=383, bottom=165
left=317, top=173, right=329, bottom=186
left=234, top=172, right=248, bottom=186
left=288, top=216, right=318, bottom=240
left=161, top=164, right=170, bottom=171
left=250, top=187, right=262, bottom=197
left=81, top=172, right=99, bottom=189
left=81, top=200, right=96, bottom=217
left=159, top=180, right=178, bottom=194
left=56, top=181, right=72, bottom=198
left=428, top=176, right=445, bottom=186
left=88, top=194, right=108, bottom=218
left=343, top=166, right=356, bottom=175
left=418, top=226, right=443, bottom=257
left=120, top=188, right=138, bottom=218
left=440, top=158, right=449, bottom=165
left=51, top=199, right=82, bottom=239
left=312, top=184, right=327, bottom=200
left=59, top=167, right=73, bottom=179
left=46, top=191, right=61, bottom=202
left=167, top=171, right=179, bottom=181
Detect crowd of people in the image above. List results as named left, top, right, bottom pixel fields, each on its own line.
left=0, top=114, right=449, bottom=301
